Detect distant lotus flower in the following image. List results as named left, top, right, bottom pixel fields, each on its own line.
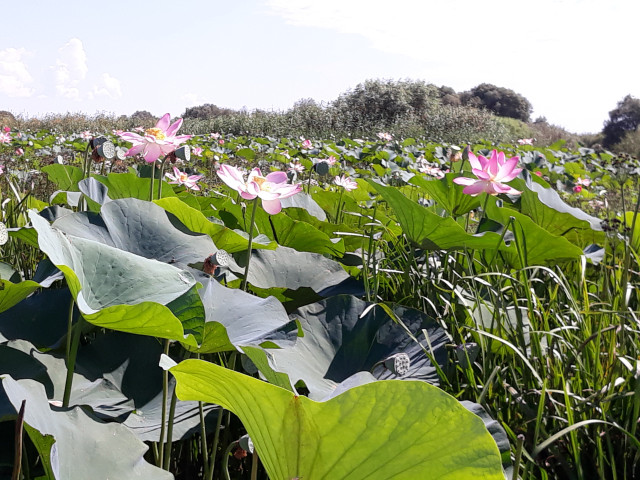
left=217, top=164, right=301, bottom=214
left=573, top=185, right=583, bottom=193
left=112, top=129, right=124, bottom=136
left=334, top=174, right=358, bottom=191
left=301, top=139, right=312, bottom=149
left=518, top=138, right=534, bottom=145
left=453, top=150, right=522, bottom=196
left=279, top=150, right=291, bottom=159
left=0, top=164, right=4, bottom=175
left=134, top=126, right=145, bottom=132
left=576, top=177, right=591, bottom=187
left=15, top=148, right=24, bottom=156
left=191, top=146, right=203, bottom=157
left=218, top=139, right=225, bottom=145
left=325, top=155, right=338, bottom=166
left=0, top=132, right=11, bottom=144
left=288, top=161, right=305, bottom=173
left=534, top=170, right=542, bottom=177
left=120, top=113, right=191, bottom=163
left=2, top=126, right=10, bottom=133
left=80, top=130, right=92, bottom=140
left=165, top=166, right=203, bottom=191
left=210, top=132, right=221, bottom=139
left=377, top=132, right=393, bottom=142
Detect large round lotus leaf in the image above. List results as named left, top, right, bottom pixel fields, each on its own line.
left=2, top=376, right=172, bottom=480
left=30, top=211, right=199, bottom=343
left=185, top=277, right=296, bottom=353
left=49, top=197, right=216, bottom=264
left=243, top=295, right=448, bottom=399
left=242, top=245, right=350, bottom=292
left=170, top=359, right=504, bottom=480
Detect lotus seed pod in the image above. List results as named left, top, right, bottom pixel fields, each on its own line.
left=313, top=160, right=330, bottom=176
left=174, top=145, right=191, bottom=162
left=0, top=222, right=8, bottom=246
left=97, top=141, right=116, bottom=160
left=238, top=434, right=254, bottom=454
left=384, top=353, right=411, bottom=377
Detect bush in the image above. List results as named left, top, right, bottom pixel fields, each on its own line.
left=602, top=95, right=640, bottom=148
left=460, top=83, right=533, bottom=122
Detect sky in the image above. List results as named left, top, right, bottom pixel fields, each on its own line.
left=1, top=0, right=638, bottom=134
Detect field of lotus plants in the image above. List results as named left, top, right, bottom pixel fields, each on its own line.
left=0, top=114, right=639, bottom=479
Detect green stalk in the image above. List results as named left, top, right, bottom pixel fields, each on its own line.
left=222, top=442, right=237, bottom=480
left=157, top=158, right=168, bottom=200
left=241, top=199, right=259, bottom=292
left=250, top=451, right=259, bottom=480
left=62, top=316, right=84, bottom=408
left=206, top=402, right=224, bottom=480
left=162, top=386, right=178, bottom=471
left=157, top=339, right=170, bottom=468
left=65, top=299, right=75, bottom=359
left=149, top=161, right=157, bottom=202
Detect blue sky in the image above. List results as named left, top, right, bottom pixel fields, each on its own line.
left=1, top=0, right=638, bottom=133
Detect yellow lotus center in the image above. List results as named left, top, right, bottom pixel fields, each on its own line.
left=251, top=175, right=273, bottom=191
left=145, top=127, right=166, bottom=140
left=179, top=173, right=189, bottom=181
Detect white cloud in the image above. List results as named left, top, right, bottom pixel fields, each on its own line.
left=88, top=73, right=122, bottom=99
left=265, top=0, right=640, bottom=132
left=54, top=38, right=88, bottom=100
left=0, top=47, right=35, bottom=98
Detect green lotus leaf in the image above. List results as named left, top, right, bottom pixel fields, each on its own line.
left=154, top=196, right=276, bottom=253
left=170, top=359, right=504, bottom=480
left=1, top=376, right=172, bottom=480
left=243, top=295, right=448, bottom=399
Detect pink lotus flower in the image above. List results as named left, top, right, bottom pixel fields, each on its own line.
left=288, top=161, right=305, bottom=173
left=120, top=113, right=191, bottom=163
left=325, top=155, right=338, bottom=166
left=2, top=126, right=10, bottom=133
left=15, top=148, right=24, bottom=156
left=218, top=139, right=225, bottom=145
left=518, top=138, right=534, bottom=145
left=576, top=177, right=591, bottom=187
left=134, top=126, right=145, bottom=132
left=0, top=164, right=4, bottom=175
left=0, top=132, right=11, bottom=144
left=334, top=174, right=358, bottom=191
left=377, top=132, right=393, bottom=142
left=210, top=132, right=221, bottom=139
left=534, top=171, right=542, bottom=177
left=165, top=167, right=203, bottom=191
left=191, top=146, right=203, bottom=157
left=80, top=130, right=92, bottom=140
left=573, top=185, right=583, bottom=193
left=217, top=164, right=301, bottom=215
left=301, top=139, right=312, bottom=149
left=453, top=150, right=522, bottom=196
left=113, top=129, right=125, bottom=136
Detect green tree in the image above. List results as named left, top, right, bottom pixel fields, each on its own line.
left=602, top=95, right=640, bottom=148
left=461, top=83, right=532, bottom=122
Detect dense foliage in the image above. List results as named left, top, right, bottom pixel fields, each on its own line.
left=0, top=123, right=638, bottom=479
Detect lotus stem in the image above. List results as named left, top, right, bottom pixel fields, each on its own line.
left=11, top=400, right=26, bottom=480
left=157, top=158, right=168, bottom=200
left=62, top=316, right=84, bottom=408
left=222, top=441, right=237, bottom=480
left=241, top=199, right=259, bottom=292
left=157, top=339, right=170, bottom=468
left=206, top=403, right=224, bottom=480
left=149, top=161, right=156, bottom=202
left=162, top=385, right=178, bottom=471
left=250, top=451, right=259, bottom=480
